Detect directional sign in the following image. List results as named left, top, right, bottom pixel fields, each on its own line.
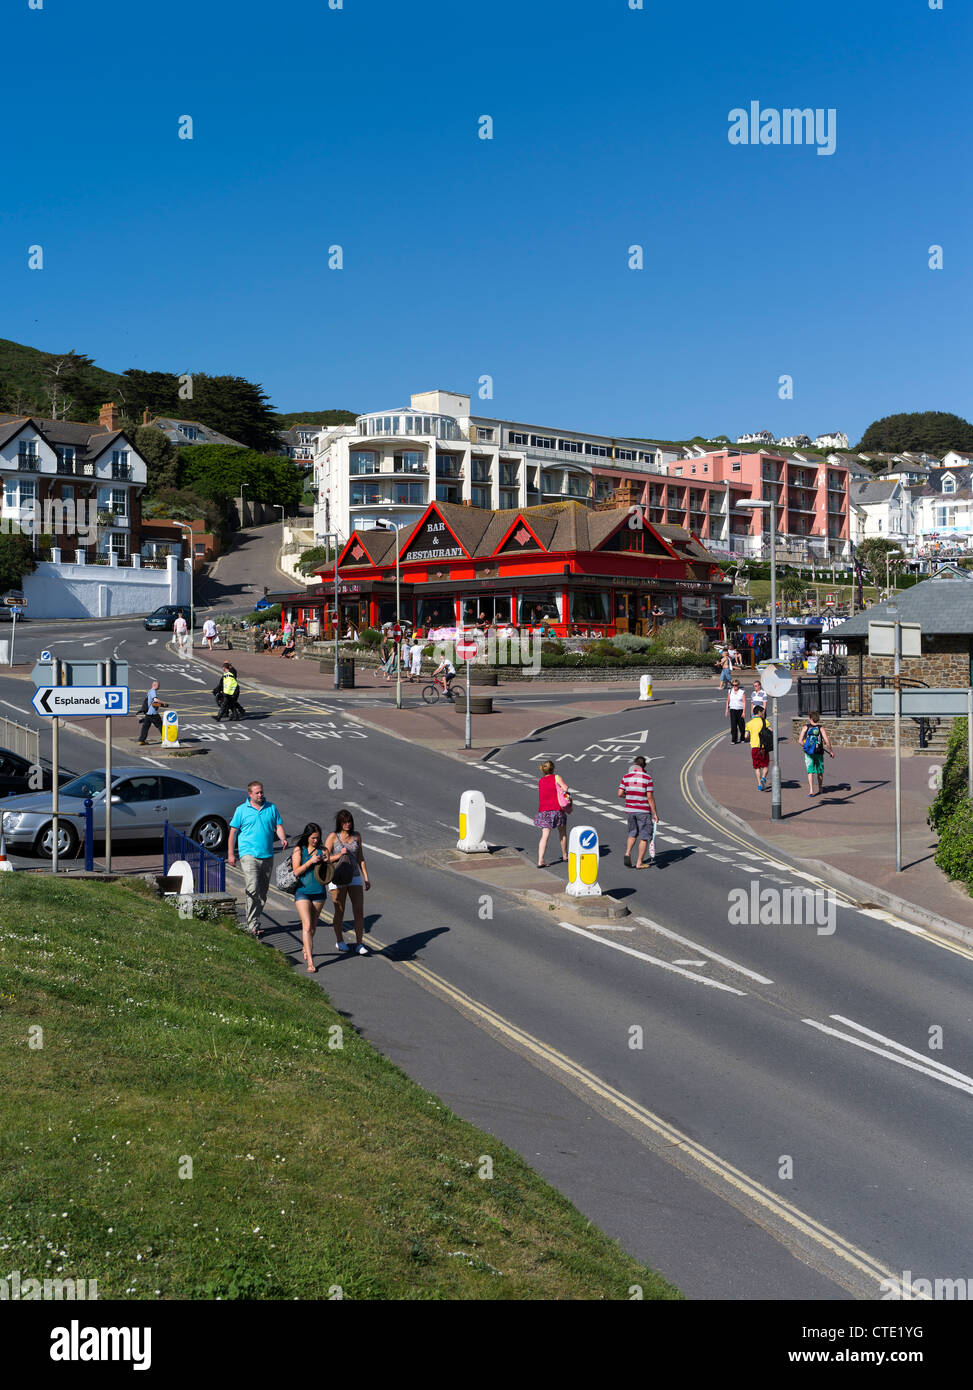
left=31, top=686, right=129, bottom=717
left=31, top=659, right=129, bottom=687
left=872, top=687, right=972, bottom=718
left=254, top=598, right=271, bottom=611
left=40, top=650, right=52, bottom=662
left=9, top=607, right=22, bottom=618
left=3, top=592, right=26, bottom=607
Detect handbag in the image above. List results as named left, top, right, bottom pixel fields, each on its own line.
left=274, top=853, right=299, bottom=894
left=556, top=781, right=573, bottom=814
left=331, top=858, right=353, bottom=887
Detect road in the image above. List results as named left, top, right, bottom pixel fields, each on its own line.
left=2, top=618, right=971, bottom=1302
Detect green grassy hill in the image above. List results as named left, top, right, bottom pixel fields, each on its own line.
left=0, top=875, right=679, bottom=1300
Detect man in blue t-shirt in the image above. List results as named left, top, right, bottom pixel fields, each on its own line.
left=228, top=781, right=287, bottom=936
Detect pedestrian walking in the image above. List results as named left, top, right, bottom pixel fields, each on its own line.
left=718, top=648, right=733, bottom=690
left=135, top=680, right=167, bottom=745
left=408, top=636, right=424, bottom=682
left=202, top=616, right=218, bottom=651
left=324, top=809, right=371, bottom=955
left=228, top=781, right=288, bottom=937
left=291, top=822, right=329, bottom=973
left=534, top=759, right=569, bottom=868
left=213, top=662, right=245, bottom=720
left=750, top=678, right=767, bottom=714
left=172, top=610, right=190, bottom=657
left=726, top=677, right=747, bottom=745
left=617, top=754, right=659, bottom=868
left=744, top=705, right=773, bottom=790
left=798, top=710, right=834, bottom=797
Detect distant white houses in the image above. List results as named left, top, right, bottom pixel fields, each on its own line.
left=736, top=430, right=775, bottom=445
left=813, top=431, right=849, bottom=450
left=777, top=434, right=811, bottom=449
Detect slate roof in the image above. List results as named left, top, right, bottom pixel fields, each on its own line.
left=0, top=414, right=134, bottom=461
left=828, top=570, right=973, bottom=638
left=850, top=480, right=900, bottom=505
left=149, top=416, right=247, bottom=449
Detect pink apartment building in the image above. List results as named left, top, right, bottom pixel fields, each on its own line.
left=592, top=450, right=850, bottom=561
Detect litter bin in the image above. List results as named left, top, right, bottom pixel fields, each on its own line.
left=336, top=658, right=355, bottom=689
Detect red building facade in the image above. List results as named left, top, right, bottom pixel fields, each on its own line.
left=286, top=500, right=731, bottom=638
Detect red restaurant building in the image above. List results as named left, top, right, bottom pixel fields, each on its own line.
left=281, top=499, right=731, bottom=638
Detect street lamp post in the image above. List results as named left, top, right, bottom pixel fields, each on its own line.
left=318, top=531, right=341, bottom=690
left=736, top=498, right=782, bottom=821
left=376, top=520, right=402, bottom=709
left=176, top=522, right=195, bottom=653
left=239, top=481, right=248, bottom=529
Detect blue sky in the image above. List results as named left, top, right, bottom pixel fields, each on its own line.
left=4, top=0, right=969, bottom=444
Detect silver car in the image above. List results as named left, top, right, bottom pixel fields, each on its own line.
left=0, top=767, right=247, bottom=859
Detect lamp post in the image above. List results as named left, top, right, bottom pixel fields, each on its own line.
left=736, top=497, right=782, bottom=820
left=376, top=519, right=402, bottom=709
left=239, top=481, right=248, bottom=529
left=273, top=503, right=286, bottom=550
left=175, top=522, right=195, bottom=653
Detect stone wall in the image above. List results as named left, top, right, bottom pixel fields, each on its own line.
left=844, top=636, right=972, bottom=713
left=791, top=715, right=924, bottom=750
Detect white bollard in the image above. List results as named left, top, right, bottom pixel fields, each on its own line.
left=639, top=674, right=654, bottom=701
left=162, top=709, right=180, bottom=748
left=566, top=824, right=602, bottom=897
left=456, top=789, right=488, bottom=853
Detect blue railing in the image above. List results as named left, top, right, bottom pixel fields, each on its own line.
left=163, top=822, right=226, bottom=894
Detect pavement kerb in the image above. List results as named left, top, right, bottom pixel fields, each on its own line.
left=691, top=745, right=973, bottom=949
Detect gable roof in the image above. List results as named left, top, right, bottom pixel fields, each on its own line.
left=829, top=569, right=973, bottom=638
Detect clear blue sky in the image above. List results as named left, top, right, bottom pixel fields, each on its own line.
left=4, top=0, right=969, bottom=445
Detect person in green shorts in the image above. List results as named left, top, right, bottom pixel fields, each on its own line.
left=798, top=710, right=834, bottom=797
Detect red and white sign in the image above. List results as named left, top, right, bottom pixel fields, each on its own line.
left=391, top=624, right=403, bottom=642
left=455, top=636, right=478, bottom=661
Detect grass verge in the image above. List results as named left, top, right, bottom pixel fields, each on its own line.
left=0, top=876, right=680, bottom=1300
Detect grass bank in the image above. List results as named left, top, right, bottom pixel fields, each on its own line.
left=0, top=876, right=679, bottom=1300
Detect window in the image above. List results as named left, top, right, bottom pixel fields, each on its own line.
left=436, top=454, right=461, bottom=479
left=393, top=450, right=426, bottom=473
left=680, top=595, right=718, bottom=627
left=530, top=435, right=555, bottom=449
left=476, top=427, right=495, bottom=441
left=518, top=590, right=563, bottom=625
left=179, top=425, right=201, bottom=441
left=98, top=487, right=127, bottom=517
left=595, top=479, right=614, bottom=500
left=731, top=461, right=741, bottom=473
left=415, top=597, right=455, bottom=628
left=114, top=776, right=161, bottom=803
left=672, top=467, right=683, bottom=475
left=471, top=486, right=491, bottom=508
left=616, top=449, right=635, bottom=461
left=436, top=484, right=460, bottom=504
left=540, top=471, right=561, bottom=492
left=298, top=431, right=312, bottom=445
left=471, top=459, right=491, bottom=483
left=638, top=452, right=654, bottom=463
left=567, top=476, right=590, bottom=498
left=56, top=446, right=76, bottom=473
left=569, top=590, right=611, bottom=623
left=558, top=439, right=584, bottom=454
left=584, top=443, right=610, bottom=457
left=4, top=478, right=36, bottom=514
left=460, top=595, right=512, bottom=625
left=61, top=485, right=74, bottom=502
left=508, top=432, right=528, bottom=446
left=499, top=463, right=519, bottom=487
left=111, top=450, right=131, bottom=478
left=499, top=489, right=518, bottom=509
left=350, top=451, right=379, bottom=474
left=943, top=477, right=956, bottom=494
left=159, top=777, right=200, bottom=799
left=350, top=484, right=388, bottom=505
left=393, top=482, right=425, bottom=505
left=650, top=593, right=679, bottom=619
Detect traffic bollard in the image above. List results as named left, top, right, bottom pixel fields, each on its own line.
left=566, top=824, right=602, bottom=896
left=639, top=674, right=654, bottom=701
left=456, top=790, right=488, bottom=853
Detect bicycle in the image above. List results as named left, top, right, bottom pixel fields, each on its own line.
left=421, top=679, right=456, bottom=704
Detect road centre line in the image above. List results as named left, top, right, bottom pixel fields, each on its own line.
left=802, top=1019, right=973, bottom=1096
left=251, top=728, right=284, bottom=747
left=557, top=921, right=747, bottom=995
left=829, top=1015, right=973, bottom=1086
left=635, top=915, right=774, bottom=984
left=250, top=878, right=925, bottom=1299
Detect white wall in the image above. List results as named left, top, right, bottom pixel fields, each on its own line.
left=22, top=556, right=190, bottom=619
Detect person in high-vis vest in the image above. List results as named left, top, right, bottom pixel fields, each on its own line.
left=213, top=663, right=245, bottom=721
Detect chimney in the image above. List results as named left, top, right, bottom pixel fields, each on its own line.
left=99, top=402, right=121, bottom=432
left=142, top=408, right=151, bottom=426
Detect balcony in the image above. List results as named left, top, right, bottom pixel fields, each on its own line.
left=56, top=461, right=76, bottom=476
left=393, top=462, right=428, bottom=475
left=17, top=456, right=37, bottom=472
left=111, top=465, right=132, bottom=481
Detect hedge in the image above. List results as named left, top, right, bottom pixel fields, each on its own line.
left=928, top=717, right=973, bottom=897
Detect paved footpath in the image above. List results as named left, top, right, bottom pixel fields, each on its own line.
left=699, top=731, right=972, bottom=934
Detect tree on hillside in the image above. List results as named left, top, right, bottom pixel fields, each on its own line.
left=118, top=369, right=181, bottom=421
left=855, top=538, right=904, bottom=583
left=43, top=352, right=103, bottom=421
left=177, top=444, right=302, bottom=510
left=134, top=426, right=181, bottom=493
left=277, top=409, right=358, bottom=428
left=188, top=375, right=282, bottom=452
left=858, top=411, right=973, bottom=453
left=0, top=533, right=37, bottom=592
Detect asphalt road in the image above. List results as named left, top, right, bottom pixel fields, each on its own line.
left=2, top=620, right=971, bottom=1302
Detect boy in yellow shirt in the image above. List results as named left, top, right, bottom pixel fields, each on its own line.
left=744, top=707, right=772, bottom=790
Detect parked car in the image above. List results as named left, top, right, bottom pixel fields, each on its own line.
left=143, top=605, right=192, bottom=632
left=0, top=768, right=246, bottom=858
left=0, top=748, right=73, bottom=799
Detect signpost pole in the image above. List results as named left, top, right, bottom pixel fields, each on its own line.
left=395, top=539, right=402, bottom=712
left=893, top=620, right=902, bottom=873
left=10, top=609, right=17, bottom=666
left=968, top=688, right=972, bottom=801
left=100, top=661, right=112, bottom=873
left=51, top=657, right=61, bottom=875
left=333, top=534, right=339, bottom=692
left=465, top=645, right=472, bottom=751
left=769, top=501, right=782, bottom=822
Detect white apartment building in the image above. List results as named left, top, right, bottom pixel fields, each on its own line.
left=312, top=389, right=669, bottom=545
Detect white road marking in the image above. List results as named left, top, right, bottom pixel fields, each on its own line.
left=81, top=638, right=111, bottom=647
left=635, top=915, right=774, bottom=984
left=557, top=922, right=747, bottom=995
left=674, top=959, right=709, bottom=967
left=251, top=729, right=283, bottom=747
left=829, top=1015, right=973, bottom=1086
left=580, top=924, right=636, bottom=932
left=147, top=639, right=158, bottom=646
left=359, top=842, right=402, bottom=860
left=802, top=1019, right=973, bottom=1096
left=484, top=801, right=535, bottom=825
left=139, top=756, right=166, bottom=768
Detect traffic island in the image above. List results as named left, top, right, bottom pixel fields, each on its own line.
left=434, top=848, right=631, bottom=921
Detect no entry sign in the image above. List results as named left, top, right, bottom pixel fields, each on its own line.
left=456, top=637, right=478, bottom=661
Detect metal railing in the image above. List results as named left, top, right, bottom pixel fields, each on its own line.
left=796, top=674, right=928, bottom=718
left=163, top=822, right=226, bottom=894
left=0, top=715, right=39, bottom=764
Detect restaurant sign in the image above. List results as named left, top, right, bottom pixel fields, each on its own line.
left=402, top=516, right=466, bottom=563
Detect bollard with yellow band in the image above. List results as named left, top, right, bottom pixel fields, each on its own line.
left=162, top=708, right=180, bottom=748
left=566, top=824, right=601, bottom=897
left=456, top=789, right=488, bottom=853
left=639, top=674, right=654, bottom=702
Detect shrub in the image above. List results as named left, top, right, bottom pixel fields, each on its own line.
left=612, top=633, right=653, bottom=653
left=296, top=545, right=335, bottom=576
left=237, top=602, right=281, bottom=626
left=358, top=627, right=382, bottom=647
left=929, top=718, right=973, bottom=896
left=656, top=619, right=707, bottom=654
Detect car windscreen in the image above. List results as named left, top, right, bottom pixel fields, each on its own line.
left=59, top=772, right=108, bottom=799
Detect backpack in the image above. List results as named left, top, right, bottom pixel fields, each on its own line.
left=802, top=725, right=822, bottom=756
left=758, top=718, right=774, bottom=753
left=136, top=696, right=149, bottom=717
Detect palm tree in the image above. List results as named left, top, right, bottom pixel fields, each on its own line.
left=778, top=572, right=806, bottom=614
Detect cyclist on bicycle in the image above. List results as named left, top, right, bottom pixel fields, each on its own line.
left=431, top=654, right=457, bottom=698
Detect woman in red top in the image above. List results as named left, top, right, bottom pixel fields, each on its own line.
left=534, top=758, right=569, bottom=868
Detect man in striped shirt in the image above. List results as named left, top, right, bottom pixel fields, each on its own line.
left=618, top=755, right=660, bottom=869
